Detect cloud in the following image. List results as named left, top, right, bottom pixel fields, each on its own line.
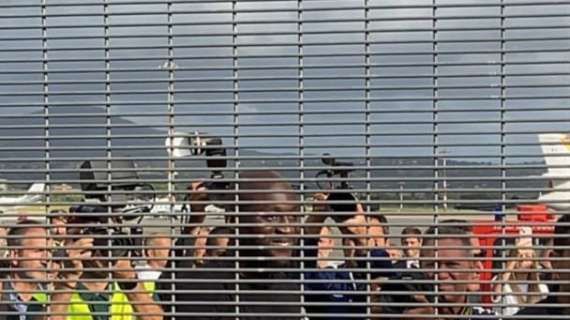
left=0, top=0, right=568, bottom=161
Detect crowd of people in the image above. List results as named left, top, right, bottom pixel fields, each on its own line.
left=1, top=170, right=569, bottom=320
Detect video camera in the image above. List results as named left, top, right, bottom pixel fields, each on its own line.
left=316, top=153, right=358, bottom=220
left=71, top=160, right=156, bottom=220
left=167, top=131, right=230, bottom=212
left=68, top=160, right=153, bottom=260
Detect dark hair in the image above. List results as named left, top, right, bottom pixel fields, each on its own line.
left=235, top=171, right=299, bottom=213
left=7, top=219, right=44, bottom=248
left=402, top=226, right=421, bottom=237
left=554, top=214, right=570, bottom=248
left=206, top=226, right=232, bottom=247
left=423, top=221, right=472, bottom=248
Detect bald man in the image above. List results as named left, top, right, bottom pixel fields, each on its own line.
left=137, top=235, right=172, bottom=281
left=158, top=171, right=312, bottom=320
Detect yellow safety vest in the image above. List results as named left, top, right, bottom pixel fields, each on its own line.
left=33, top=292, right=48, bottom=303
left=66, top=282, right=155, bottom=320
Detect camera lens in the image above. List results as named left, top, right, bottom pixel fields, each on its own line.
left=89, top=228, right=132, bottom=260
left=327, top=191, right=357, bottom=222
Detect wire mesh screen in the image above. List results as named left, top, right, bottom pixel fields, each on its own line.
left=0, top=0, right=569, bottom=319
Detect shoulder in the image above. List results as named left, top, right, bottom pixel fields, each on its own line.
left=305, top=267, right=351, bottom=280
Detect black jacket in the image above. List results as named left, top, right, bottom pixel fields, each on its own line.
left=515, top=296, right=566, bottom=318
left=157, top=257, right=305, bottom=320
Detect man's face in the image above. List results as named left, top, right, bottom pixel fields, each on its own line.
left=421, top=238, right=478, bottom=309
left=146, top=236, right=172, bottom=269
left=11, top=227, right=52, bottom=281
left=402, top=236, right=421, bottom=258
left=240, top=188, right=301, bottom=265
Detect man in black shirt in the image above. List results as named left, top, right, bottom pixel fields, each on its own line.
left=515, top=214, right=570, bottom=318
left=158, top=171, right=312, bottom=320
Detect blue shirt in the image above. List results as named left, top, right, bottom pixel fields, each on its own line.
left=304, top=249, right=395, bottom=320
left=305, top=265, right=366, bottom=319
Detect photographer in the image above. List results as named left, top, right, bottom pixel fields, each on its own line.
left=492, top=227, right=548, bottom=316
left=515, top=214, right=570, bottom=318
left=304, top=193, right=395, bottom=320
left=157, top=170, right=317, bottom=320
left=50, top=222, right=163, bottom=320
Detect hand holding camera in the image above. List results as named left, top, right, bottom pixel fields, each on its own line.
left=316, top=153, right=358, bottom=222
left=113, top=258, right=140, bottom=291
left=187, top=181, right=209, bottom=214
left=56, top=237, right=93, bottom=290
left=169, top=131, right=230, bottom=215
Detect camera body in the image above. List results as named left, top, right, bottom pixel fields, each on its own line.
left=189, top=134, right=229, bottom=202
left=74, top=160, right=154, bottom=219
left=88, top=226, right=140, bottom=260
left=69, top=160, right=149, bottom=260
left=168, top=131, right=230, bottom=212
left=316, top=153, right=358, bottom=220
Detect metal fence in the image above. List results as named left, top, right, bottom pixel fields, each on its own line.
left=1, top=0, right=569, bottom=319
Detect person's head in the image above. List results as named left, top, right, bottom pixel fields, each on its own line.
left=339, top=209, right=388, bottom=262
left=49, top=209, right=67, bottom=238
left=205, top=226, right=232, bottom=258
left=194, top=226, right=211, bottom=265
left=317, top=226, right=334, bottom=268
left=235, top=171, right=301, bottom=267
left=552, top=214, right=570, bottom=299
left=421, top=222, right=482, bottom=313
left=7, top=220, right=52, bottom=282
left=401, top=226, right=422, bottom=259
left=386, top=243, right=403, bottom=263
left=144, top=234, right=172, bottom=269
left=507, top=247, right=538, bottom=273
left=368, top=213, right=388, bottom=248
